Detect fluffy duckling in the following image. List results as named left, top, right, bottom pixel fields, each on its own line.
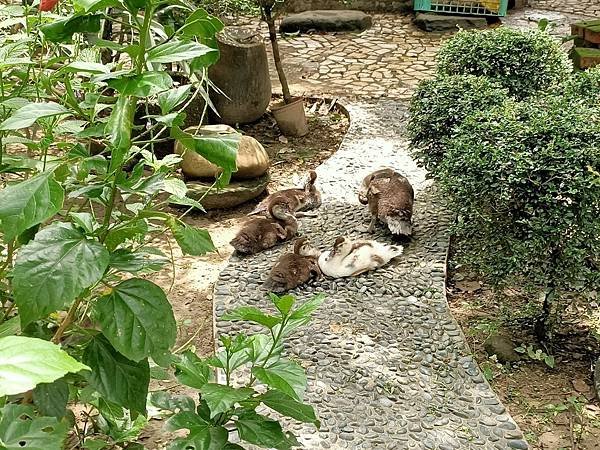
left=230, top=201, right=298, bottom=255
left=318, top=236, right=403, bottom=278
left=249, top=170, right=321, bottom=217
left=266, top=237, right=321, bottom=293
left=359, top=168, right=414, bottom=237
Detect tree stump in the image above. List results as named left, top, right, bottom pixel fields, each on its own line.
left=209, top=27, right=272, bottom=125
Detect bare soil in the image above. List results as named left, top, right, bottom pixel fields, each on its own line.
left=447, top=260, right=600, bottom=449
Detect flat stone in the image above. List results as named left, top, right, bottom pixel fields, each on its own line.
left=280, top=10, right=373, bottom=34
left=182, top=173, right=269, bottom=210
left=413, top=12, right=488, bottom=32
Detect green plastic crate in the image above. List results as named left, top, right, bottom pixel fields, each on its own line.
left=414, top=0, right=508, bottom=17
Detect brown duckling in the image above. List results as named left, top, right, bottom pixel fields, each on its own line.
left=230, top=201, right=298, bottom=255
left=249, top=170, right=321, bottom=217
left=359, top=168, right=414, bottom=237
left=266, top=237, right=321, bottom=293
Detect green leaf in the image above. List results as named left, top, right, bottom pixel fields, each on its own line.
left=0, top=404, right=68, bottom=450
left=109, top=248, right=168, bottom=274
left=0, top=102, right=71, bottom=130
left=198, top=383, right=254, bottom=418
left=158, top=85, right=192, bottom=115
left=260, top=390, right=319, bottom=426
left=171, top=222, right=215, bottom=256
left=106, top=96, right=135, bottom=172
left=94, top=278, right=177, bottom=364
left=73, top=0, right=120, bottom=13
left=235, top=411, right=296, bottom=450
left=168, top=195, right=206, bottom=212
left=148, top=391, right=195, bottom=413
left=104, top=219, right=148, bottom=251
left=289, top=294, right=326, bottom=320
left=222, top=306, right=281, bottom=329
left=83, top=336, right=150, bottom=414
left=252, top=358, right=307, bottom=401
left=40, top=14, right=102, bottom=43
left=33, top=379, right=69, bottom=419
left=147, top=40, right=217, bottom=64
left=171, top=126, right=239, bottom=181
left=0, top=170, right=64, bottom=242
left=167, top=426, right=228, bottom=450
left=0, top=316, right=20, bottom=338
left=544, top=355, right=555, bottom=368
left=108, top=72, right=173, bottom=97
left=0, top=336, right=89, bottom=396
left=166, top=412, right=228, bottom=450
left=173, top=351, right=211, bottom=389
left=69, top=212, right=98, bottom=234
left=270, top=293, right=295, bottom=316
left=13, top=222, right=109, bottom=327
left=63, top=61, right=110, bottom=74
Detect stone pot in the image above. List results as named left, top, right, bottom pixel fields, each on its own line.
left=271, top=97, right=309, bottom=137
left=209, top=27, right=272, bottom=125
left=174, top=124, right=270, bottom=180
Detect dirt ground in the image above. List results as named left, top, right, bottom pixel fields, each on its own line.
left=447, top=259, right=600, bottom=450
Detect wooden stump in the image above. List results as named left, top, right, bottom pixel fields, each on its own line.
left=209, top=27, right=272, bottom=125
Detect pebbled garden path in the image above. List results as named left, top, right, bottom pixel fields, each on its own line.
left=213, top=3, right=599, bottom=447
left=214, top=102, right=529, bottom=449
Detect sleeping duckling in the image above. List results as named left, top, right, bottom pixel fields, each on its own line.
left=230, top=201, right=298, bottom=255
left=266, top=237, right=321, bottom=293
left=359, top=168, right=414, bottom=237
left=318, top=236, right=403, bottom=278
left=249, top=170, right=321, bottom=217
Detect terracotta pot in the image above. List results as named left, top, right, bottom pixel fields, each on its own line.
left=271, top=97, right=308, bottom=137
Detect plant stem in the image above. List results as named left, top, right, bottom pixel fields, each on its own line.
left=262, top=5, right=292, bottom=103
left=247, top=317, right=287, bottom=386
left=52, top=295, right=85, bottom=344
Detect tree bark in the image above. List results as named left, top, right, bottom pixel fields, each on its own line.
left=262, top=5, right=292, bottom=104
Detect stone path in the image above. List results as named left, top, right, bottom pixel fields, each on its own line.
left=213, top=2, right=599, bottom=448
left=214, top=102, right=529, bottom=449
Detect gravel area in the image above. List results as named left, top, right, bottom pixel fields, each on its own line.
left=213, top=101, right=530, bottom=449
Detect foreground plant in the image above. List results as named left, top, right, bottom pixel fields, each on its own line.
left=152, top=293, right=324, bottom=449
left=0, top=0, right=244, bottom=447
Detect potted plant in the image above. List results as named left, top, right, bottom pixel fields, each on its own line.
left=257, top=0, right=309, bottom=136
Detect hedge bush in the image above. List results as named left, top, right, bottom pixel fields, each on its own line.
left=436, top=27, right=572, bottom=99
left=561, top=66, right=600, bottom=105
left=407, top=75, right=509, bottom=172
left=436, top=96, right=600, bottom=336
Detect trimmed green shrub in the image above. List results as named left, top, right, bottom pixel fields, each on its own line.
left=437, top=96, right=600, bottom=338
left=436, top=27, right=572, bottom=99
left=561, top=66, right=600, bottom=105
left=407, top=75, right=509, bottom=172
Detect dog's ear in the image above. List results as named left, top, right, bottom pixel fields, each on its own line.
left=333, top=236, right=345, bottom=247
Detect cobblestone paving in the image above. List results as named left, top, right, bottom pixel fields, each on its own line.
left=214, top=103, right=529, bottom=449
left=256, top=2, right=598, bottom=100
left=214, top=2, right=598, bottom=448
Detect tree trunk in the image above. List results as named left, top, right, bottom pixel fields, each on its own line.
left=535, top=285, right=557, bottom=345
left=263, top=6, right=292, bottom=104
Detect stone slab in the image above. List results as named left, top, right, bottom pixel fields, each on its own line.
left=414, top=12, right=488, bottom=32
left=571, top=46, right=600, bottom=69
left=183, top=174, right=269, bottom=210
left=280, top=10, right=373, bottom=33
